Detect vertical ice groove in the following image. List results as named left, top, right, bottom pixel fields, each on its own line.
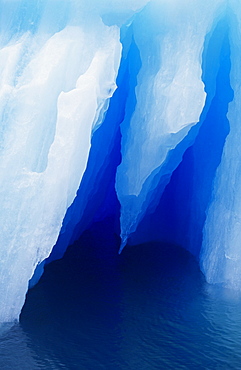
left=135, top=16, right=233, bottom=258
left=0, top=4, right=122, bottom=322
left=40, top=24, right=137, bottom=269
left=116, top=0, right=226, bottom=248
left=201, top=1, right=241, bottom=289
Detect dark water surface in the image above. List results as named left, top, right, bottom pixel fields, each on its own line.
left=1, top=222, right=241, bottom=369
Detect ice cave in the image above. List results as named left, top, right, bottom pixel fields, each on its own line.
left=0, top=1, right=241, bottom=368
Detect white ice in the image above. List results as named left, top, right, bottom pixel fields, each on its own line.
left=0, top=1, right=122, bottom=322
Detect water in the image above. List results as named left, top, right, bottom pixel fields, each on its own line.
left=1, top=220, right=241, bottom=369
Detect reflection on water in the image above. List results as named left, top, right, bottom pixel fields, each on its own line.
left=1, top=222, right=241, bottom=369
left=0, top=324, right=42, bottom=369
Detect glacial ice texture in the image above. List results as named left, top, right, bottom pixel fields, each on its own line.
left=0, top=1, right=122, bottom=322
left=1, top=0, right=241, bottom=323
left=115, top=0, right=226, bottom=248
left=201, top=2, right=241, bottom=288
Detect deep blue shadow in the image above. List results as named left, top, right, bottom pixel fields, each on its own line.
left=16, top=218, right=241, bottom=369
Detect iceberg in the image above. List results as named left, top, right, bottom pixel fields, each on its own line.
left=0, top=0, right=241, bottom=322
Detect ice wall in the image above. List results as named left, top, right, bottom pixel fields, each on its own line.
left=201, top=2, right=241, bottom=288
left=128, top=16, right=233, bottom=257
left=1, top=0, right=241, bottom=323
left=115, top=0, right=226, bottom=250
left=0, top=0, right=124, bottom=322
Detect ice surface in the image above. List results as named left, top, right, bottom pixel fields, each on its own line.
left=0, top=1, right=121, bottom=322
left=201, top=2, right=241, bottom=289
left=1, top=0, right=241, bottom=323
left=116, top=0, right=226, bottom=248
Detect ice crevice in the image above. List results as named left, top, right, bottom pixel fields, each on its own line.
left=130, top=15, right=233, bottom=259
left=116, top=0, right=227, bottom=250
